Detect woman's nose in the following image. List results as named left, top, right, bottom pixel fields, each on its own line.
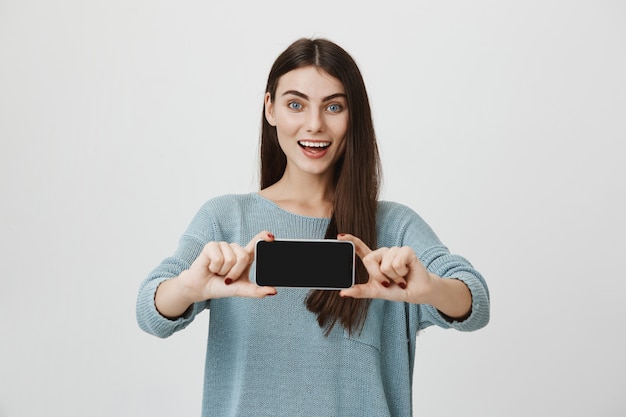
left=306, top=109, right=324, bottom=132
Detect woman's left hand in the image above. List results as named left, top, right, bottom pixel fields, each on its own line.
left=337, top=233, right=437, bottom=304
left=338, top=234, right=472, bottom=319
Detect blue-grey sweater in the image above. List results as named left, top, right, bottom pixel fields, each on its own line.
left=137, top=193, right=490, bottom=416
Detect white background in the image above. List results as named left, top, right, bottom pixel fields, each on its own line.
left=1, top=1, right=625, bottom=416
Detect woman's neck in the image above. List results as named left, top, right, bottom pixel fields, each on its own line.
left=259, top=174, right=334, bottom=218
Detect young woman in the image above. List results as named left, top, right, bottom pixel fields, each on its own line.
left=137, top=38, right=490, bottom=417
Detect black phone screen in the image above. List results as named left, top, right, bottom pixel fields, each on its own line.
left=254, top=240, right=355, bottom=289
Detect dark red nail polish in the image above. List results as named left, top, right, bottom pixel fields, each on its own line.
left=338, top=233, right=346, bottom=237
left=399, top=282, right=407, bottom=290
left=224, top=278, right=233, bottom=285
left=381, top=281, right=390, bottom=288
left=268, top=233, right=275, bottom=239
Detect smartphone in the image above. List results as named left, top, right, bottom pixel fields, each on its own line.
left=254, top=239, right=355, bottom=289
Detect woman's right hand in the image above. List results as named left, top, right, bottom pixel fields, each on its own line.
left=184, top=230, right=277, bottom=301
left=155, top=231, right=276, bottom=319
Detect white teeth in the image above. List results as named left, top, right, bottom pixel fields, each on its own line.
left=298, top=141, right=331, bottom=148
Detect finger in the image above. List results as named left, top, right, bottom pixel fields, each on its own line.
left=339, top=284, right=370, bottom=299
left=232, top=282, right=278, bottom=298
left=379, top=247, right=401, bottom=279
left=216, top=241, right=237, bottom=277
left=223, top=243, right=251, bottom=283
left=379, top=247, right=409, bottom=288
left=340, top=281, right=409, bottom=302
left=337, top=234, right=393, bottom=286
left=207, top=276, right=277, bottom=299
left=204, top=242, right=225, bottom=274
left=340, top=282, right=386, bottom=299
left=245, top=230, right=275, bottom=255
left=393, top=247, right=416, bottom=277
left=361, top=248, right=392, bottom=286
left=337, top=233, right=372, bottom=260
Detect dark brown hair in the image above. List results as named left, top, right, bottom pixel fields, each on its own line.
left=260, top=38, right=382, bottom=335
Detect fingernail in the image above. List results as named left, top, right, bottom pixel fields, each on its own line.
left=268, top=233, right=275, bottom=239
left=268, top=292, right=277, bottom=296
left=398, top=282, right=407, bottom=290
left=224, top=278, right=233, bottom=285
left=381, top=281, right=390, bottom=288
left=338, top=233, right=346, bottom=237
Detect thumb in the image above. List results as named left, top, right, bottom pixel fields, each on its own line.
left=245, top=230, right=275, bottom=255
left=337, top=233, right=372, bottom=260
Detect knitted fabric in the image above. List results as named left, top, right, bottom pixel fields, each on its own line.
left=136, top=193, right=490, bottom=417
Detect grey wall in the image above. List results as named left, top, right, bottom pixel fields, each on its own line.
left=1, top=1, right=624, bottom=416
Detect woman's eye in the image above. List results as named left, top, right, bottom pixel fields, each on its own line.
left=288, top=102, right=302, bottom=110
left=327, top=104, right=343, bottom=113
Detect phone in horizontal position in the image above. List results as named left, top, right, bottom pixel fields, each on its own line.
left=254, top=239, right=355, bottom=289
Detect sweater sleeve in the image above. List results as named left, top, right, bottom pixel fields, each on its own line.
left=415, top=245, right=490, bottom=332
left=378, top=202, right=490, bottom=332
left=136, top=204, right=217, bottom=338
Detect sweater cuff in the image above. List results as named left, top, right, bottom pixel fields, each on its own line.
left=136, top=278, right=199, bottom=338
left=441, top=271, right=490, bottom=332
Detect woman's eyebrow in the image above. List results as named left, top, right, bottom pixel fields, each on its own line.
left=323, top=93, right=347, bottom=101
left=282, top=90, right=347, bottom=102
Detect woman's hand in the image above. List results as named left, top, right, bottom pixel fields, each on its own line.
left=155, top=231, right=276, bottom=319
left=337, top=234, right=472, bottom=320
left=182, top=230, right=277, bottom=301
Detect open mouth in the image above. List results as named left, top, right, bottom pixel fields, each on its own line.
left=298, top=140, right=331, bottom=151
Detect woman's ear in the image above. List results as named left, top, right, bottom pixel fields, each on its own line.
left=264, top=92, right=276, bottom=126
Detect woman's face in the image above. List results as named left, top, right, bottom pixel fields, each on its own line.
left=265, top=66, right=348, bottom=181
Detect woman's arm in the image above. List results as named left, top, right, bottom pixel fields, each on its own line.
left=155, top=232, right=278, bottom=319
left=420, top=272, right=472, bottom=320
left=338, top=233, right=489, bottom=329
left=136, top=230, right=277, bottom=338
left=337, top=236, right=469, bottom=315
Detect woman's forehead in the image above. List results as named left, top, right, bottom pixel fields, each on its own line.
left=275, top=66, right=345, bottom=98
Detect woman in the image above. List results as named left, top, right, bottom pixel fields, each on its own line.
left=137, top=38, right=490, bottom=417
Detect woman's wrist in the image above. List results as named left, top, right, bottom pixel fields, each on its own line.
left=174, top=270, right=204, bottom=304
left=155, top=273, right=197, bottom=319
left=419, top=274, right=472, bottom=320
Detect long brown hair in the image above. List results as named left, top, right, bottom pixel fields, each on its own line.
left=260, top=38, right=382, bottom=335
